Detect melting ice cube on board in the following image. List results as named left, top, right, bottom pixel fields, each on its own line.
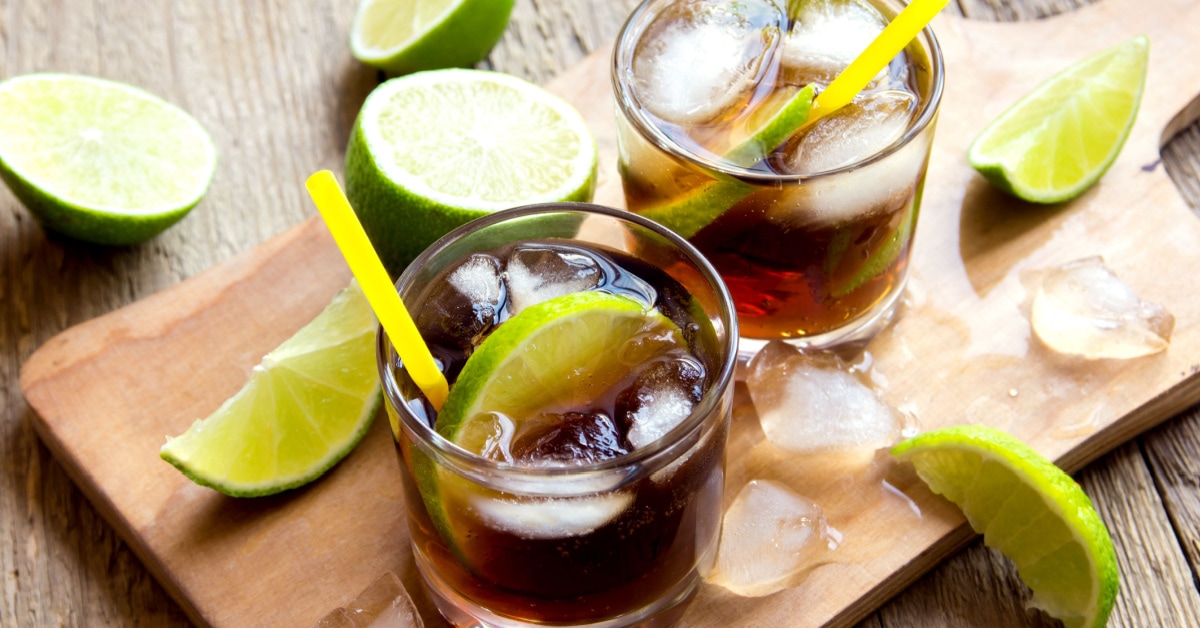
left=746, top=341, right=900, bottom=453
left=316, top=571, right=424, bottom=628
left=711, top=479, right=835, bottom=597
left=504, top=245, right=603, bottom=314
left=1031, top=256, right=1174, bottom=359
left=632, top=0, right=784, bottom=125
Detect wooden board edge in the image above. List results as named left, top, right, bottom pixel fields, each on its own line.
left=23, top=406, right=210, bottom=628
left=827, top=523, right=978, bottom=627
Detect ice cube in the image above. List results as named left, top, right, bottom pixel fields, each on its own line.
left=469, top=492, right=634, bottom=539
left=1031, top=257, right=1174, bottom=359
left=746, top=340, right=900, bottom=453
left=781, top=0, right=888, bottom=88
left=504, top=245, right=603, bottom=314
left=769, top=110, right=930, bottom=227
left=512, top=412, right=630, bottom=465
left=632, top=0, right=784, bottom=125
left=616, top=357, right=706, bottom=449
left=433, top=253, right=503, bottom=346
left=463, top=412, right=518, bottom=463
left=711, top=479, right=834, bottom=597
left=316, top=571, right=424, bottom=628
left=782, top=90, right=915, bottom=175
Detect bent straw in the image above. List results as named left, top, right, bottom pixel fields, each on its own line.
left=802, top=0, right=949, bottom=128
left=305, top=170, right=449, bottom=410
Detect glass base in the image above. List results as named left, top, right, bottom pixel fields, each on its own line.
left=414, top=548, right=701, bottom=628
left=736, top=273, right=909, bottom=360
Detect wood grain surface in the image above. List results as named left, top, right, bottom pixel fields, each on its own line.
left=2, top=1, right=1199, bottom=627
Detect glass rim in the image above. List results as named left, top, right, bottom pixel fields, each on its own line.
left=376, top=201, right=739, bottom=479
left=611, top=0, right=946, bottom=184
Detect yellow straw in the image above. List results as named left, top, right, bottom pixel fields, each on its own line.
left=803, top=0, right=949, bottom=127
left=305, top=170, right=449, bottom=411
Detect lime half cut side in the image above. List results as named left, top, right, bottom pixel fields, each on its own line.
left=161, top=281, right=382, bottom=497
left=968, top=35, right=1148, bottom=204
left=891, top=425, right=1119, bottom=628
left=350, top=0, right=515, bottom=75
left=0, top=73, right=216, bottom=245
left=345, top=69, right=597, bottom=274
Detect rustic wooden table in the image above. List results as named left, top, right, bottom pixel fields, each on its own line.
left=3, top=0, right=1199, bottom=626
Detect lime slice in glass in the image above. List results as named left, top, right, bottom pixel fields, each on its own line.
left=412, top=291, right=685, bottom=559
left=437, top=290, right=683, bottom=445
left=0, top=73, right=216, bottom=245
left=345, top=69, right=597, bottom=274
left=160, top=281, right=381, bottom=497
left=968, top=35, right=1148, bottom=204
left=892, top=425, right=1119, bottom=628
left=634, top=84, right=814, bottom=239
left=350, top=0, right=515, bottom=75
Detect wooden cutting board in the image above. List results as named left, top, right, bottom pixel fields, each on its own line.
left=20, top=0, right=1200, bottom=625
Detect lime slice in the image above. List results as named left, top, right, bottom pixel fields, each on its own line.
left=437, top=291, right=683, bottom=443
left=411, top=291, right=684, bottom=560
left=350, top=0, right=515, bottom=75
left=345, top=69, right=597, bottom=274
left=634, top=84, right=814, bottom=239
left=0, top=73, right=216, bottom=245
left=891, top=426, right=1119, bottom=628
left=830, top=180, right=923, bottom=298
left=161, top=281, right=382, bottom=497
left=968, top=35, right=1148, bottom=204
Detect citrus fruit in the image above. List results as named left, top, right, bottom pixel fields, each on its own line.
left=160, top=281, right=381, bottom=497
left=437, top=290, right=683, bottom=443
left=635, top=83, right=814, bottom=238
left=968, top=35, right=1148, bottom=204
left=891, top=425, right=1119, bottom=628
left=350, top=0, right=515, bottom=75
left=0, top=73, right=216, bottom=245
left=345, top=69, right=597, bottom=274
left=413, top=291, right=685, bottom=557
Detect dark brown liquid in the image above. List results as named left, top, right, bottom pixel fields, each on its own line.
left=388, top=239, right=725, bottom=624
left=620, top=0, right=936, bottom=340
left=687, top=181, right=922, bottom=339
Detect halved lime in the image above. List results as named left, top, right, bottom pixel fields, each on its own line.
left=0, top=73, right=216, bottom=245
left=633, top=84, right=814, bottom=239
left=968, top=35, right=1148, bottom=204
left=892, top=425, right=1119, bottom=628
left=350, top=0, right=515, bottom=75
left=413, top=291, right=685, bottom=559
left=345, top=69, right=597, bottom=274
left=161, top=281, right=381, bottom=497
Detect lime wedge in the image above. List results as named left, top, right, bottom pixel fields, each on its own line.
left=350, top=0, right=515, bottom=75
left=634, top=84, right=814, bottom=239
left=437, top=291, right=683, bottom=443
left=161, top=281, right=382, bottom=497
left=410, top=291, right=684, bottom=560
left=0, top=73, right=216, bottom=245
left=968, top=35, right=1148, bottom=204
left=891, top=426, right=1119, bottom=628
left=345, top=69, right=597, bottom=274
